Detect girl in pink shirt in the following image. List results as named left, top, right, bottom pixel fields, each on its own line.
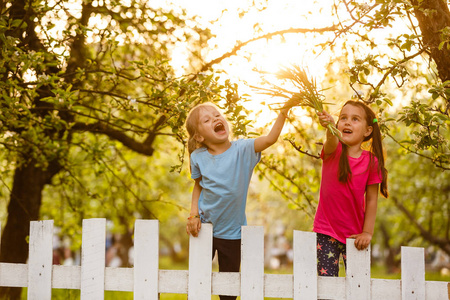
left=314, top=100, right=388, bottom=277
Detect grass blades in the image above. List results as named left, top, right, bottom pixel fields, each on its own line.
left=252, top=65, right=344, bottom=142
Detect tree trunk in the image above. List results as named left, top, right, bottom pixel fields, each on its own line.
left=411, top=0, right=450, bottom=83
left=0, top=159, right=61, bottom=299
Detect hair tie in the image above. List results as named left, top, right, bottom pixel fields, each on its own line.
left=373, top=118, right=378, bottom=124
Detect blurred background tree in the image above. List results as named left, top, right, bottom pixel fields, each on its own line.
left=1, top=0, right=450, bottom=298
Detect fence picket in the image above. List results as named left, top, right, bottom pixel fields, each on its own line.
left=241, top=226, right=264, bottom=299
left=81, top=218, right=106, bottom=300
left=401, top=246, right=425, bottom=300
left=346, top=238, right=371, bottom=300
left=27, top=220, right=54, bottom=300
left=134, top=219, right=159, bottom=300
left=188, top=223, right=213, bottom=300
left=293, top=230, right=317, bottom=300
left=0, top=219, right=448, bottom=299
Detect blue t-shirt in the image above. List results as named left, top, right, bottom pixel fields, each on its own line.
left=190, top=139, right=261, bottom=239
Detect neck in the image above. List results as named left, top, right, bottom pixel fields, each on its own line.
left=346, top=144, right=363, bottom=158
left=206, top=140, right=232, bottom=155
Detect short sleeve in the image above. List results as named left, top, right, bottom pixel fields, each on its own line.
left=367, top=156, right=382, bottom=185
left=190, top=151, right=201, bottom=180
left=237, top=138, right=261, bottom=168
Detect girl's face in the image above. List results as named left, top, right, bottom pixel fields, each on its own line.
left=194, top=106, right=230, bottom=146
left=337, top=104, right=373, bottom=146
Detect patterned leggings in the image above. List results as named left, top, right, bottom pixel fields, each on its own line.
left=316, top=233, right=347, bottom=277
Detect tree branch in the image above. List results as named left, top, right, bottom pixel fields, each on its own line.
left=200, top=26, right=338, bottom=72
left=72, top=122, right=155, bottom=156
left=392, top=196, right=450, bottom=256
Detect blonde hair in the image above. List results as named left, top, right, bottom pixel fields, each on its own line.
left=185, top=102, right=222, bottom=154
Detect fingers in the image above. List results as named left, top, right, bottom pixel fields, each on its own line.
left=186, top=219, right=201, bottom=237
left=353, top=236, right=370, bottom=250
left=317, top=111, right=334, bottom=127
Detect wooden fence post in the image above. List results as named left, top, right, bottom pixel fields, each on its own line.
left=346, top=238, right=371, bottom=300
left=401, top=246, right=425, bottom=300
left=293, top=230, right=317, bottom=300
left=241, top=226, right=264, bottom=299
left=27, top=220, right=54, bottom=300
left=188, top=223, right=213, bottom=300
left=81, top=218, right=106, bottom=300
left=134, top=219, right=159, bottom=300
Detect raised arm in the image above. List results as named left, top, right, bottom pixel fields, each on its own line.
left=254, top=107, right=290, bottom=153
left=317, top=110, right=339, bottom=155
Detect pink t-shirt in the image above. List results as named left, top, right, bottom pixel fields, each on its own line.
left=313, top=142, right=382, bottom=244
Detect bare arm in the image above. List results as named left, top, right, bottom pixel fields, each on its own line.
left=350, top=183, right=379, bottom=250
left=254, top=107, right=289, bottom=153
left=186, top=177, right=202, bottom=237
left=317, top=110, right=339, bottom=155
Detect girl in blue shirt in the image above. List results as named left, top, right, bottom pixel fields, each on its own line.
left=185, top=102, right=291, bottom=300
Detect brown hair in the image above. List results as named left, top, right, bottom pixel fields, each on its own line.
left=337, top=100, right=389, bottom=198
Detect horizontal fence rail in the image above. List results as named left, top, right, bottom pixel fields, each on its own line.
left=0, top=219, right=449, bottom=299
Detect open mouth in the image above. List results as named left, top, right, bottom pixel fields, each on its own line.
left=343, top=129, right=352, bottom=134
left=214, top=122, right=225, bottom=133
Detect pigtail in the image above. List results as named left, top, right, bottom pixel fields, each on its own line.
left=187, top=136, right=199, bottom=155
left=369, top=120, right=389, bottom=198
left=337, top=100, right=389, bottom=198
left=338, top=144, right=352, bottom=182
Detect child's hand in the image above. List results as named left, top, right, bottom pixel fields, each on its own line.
left=282, top=94, right=302, bottom=110
left=349, top=232, right=372, bottom=250
left=186, top=217, right=201, bottom=237
left=317, top=110, right=335, bottom=128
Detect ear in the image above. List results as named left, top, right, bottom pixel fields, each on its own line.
left=194, top=133, right=204, bottom=143
left=364, top=125, right=373, bottom=137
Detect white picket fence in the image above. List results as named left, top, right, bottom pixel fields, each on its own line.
left=0, top=219, right=449, bottom=299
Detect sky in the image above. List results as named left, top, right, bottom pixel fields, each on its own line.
left=167, top=0, right=337, bottom=126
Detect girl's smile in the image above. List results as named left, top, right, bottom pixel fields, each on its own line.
left=194, top=106, right=231, bottom=153
left=337, top=104, right=372, bottom=146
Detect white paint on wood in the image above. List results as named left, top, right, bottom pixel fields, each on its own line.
left=0, top=219, right=449, bottom=300
left=53, top=265, right=81, bottom=289
left=241, top=226, right=264, bottom=299
left=264, top=274, right=292, bottom=298
left=159, top=270, right=188, bottom=294
left=134, top=219, right=159, bottom=300
left=346, top=238, right=371, bottom=300
left=317, top=276, right=346, bottom=299
left=293, top=230, right=317, bottom=300
left=212, top=272, right=240, bottom=296
left=188, top=223, right=212, bottom=300
left=81, top=218, right=106, bottom=300
left=105, top=267, right=133, bottom=291
left=0, top=263, right=28, bottom=287
left=27, top=220, right=54, bottom=300
left=402, top=246, right=425, bottom=300
left=425, top=280, right=449, bottom=300
left=371, top=279, right=401, bottom=299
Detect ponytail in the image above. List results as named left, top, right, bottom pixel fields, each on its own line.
left=185, top=105, right=203, bottom=155
left=337, top=101, right=389, bottom=198
left=339, top=144, right=352, bottom=182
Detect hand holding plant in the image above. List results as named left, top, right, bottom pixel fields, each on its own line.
left=252, top=65, right=344, bottom=142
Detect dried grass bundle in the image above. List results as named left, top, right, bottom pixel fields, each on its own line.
left=252, top=65, right=344, bottom=142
